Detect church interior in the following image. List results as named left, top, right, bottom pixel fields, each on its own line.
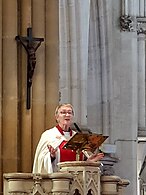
left=0, top=0, right=146, bottom=195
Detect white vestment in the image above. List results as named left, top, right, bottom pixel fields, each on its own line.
left=32, top=126, right=76, bottom=173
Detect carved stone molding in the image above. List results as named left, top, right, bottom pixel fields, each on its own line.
left=120, top=15, right=134, bottom=32
left=137, top=17, right=146, bottom=35
left=32, top=175, right=46, bottom=195
left=101, top=175, right=122, bottom=195
left=3, top=169, right=130, bottom=195
left=58, top=161, right=101, bottom=195
left=120, top=15, right=146, bottom=35
left=3, top=172, right=72, bottom=195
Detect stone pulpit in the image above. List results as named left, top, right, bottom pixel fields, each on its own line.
left=58, top=161, right=101, bottom=195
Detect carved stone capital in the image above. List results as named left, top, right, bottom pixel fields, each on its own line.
left=32, top=174, right=45, bottom=195
left=120, top=15, right=134, bottom=32
left=120, top=15, right=146, bottom=35
left=137, top=17, right=146, bottom=35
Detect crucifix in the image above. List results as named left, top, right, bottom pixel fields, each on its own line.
left=15, top=27, right=44, bottom=109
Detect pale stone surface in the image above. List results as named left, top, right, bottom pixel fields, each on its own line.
left=58, top=161, right=101, bottom=195
left=3, top=172, right=72, bottom=195
left=0, top=0, right=59, bottom=192
left=59, top=0, right=90, bottom=126
left=2, top=0, right=18, bottom=173
left=118, top=179, right=130, bottom=195
left=101, top=175, right=130, bottom=195
left=59, top=1, right=138, bottom=194
left=3, top=168, right=130, bottom=195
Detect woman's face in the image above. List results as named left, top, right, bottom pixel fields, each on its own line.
left=56, top=105, right=74, bottom=131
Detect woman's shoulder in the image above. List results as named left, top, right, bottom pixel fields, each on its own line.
left=42, top=126, right=58, bottom=136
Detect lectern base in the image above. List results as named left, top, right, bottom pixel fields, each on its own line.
left=58, top=161, right=101, bottom=195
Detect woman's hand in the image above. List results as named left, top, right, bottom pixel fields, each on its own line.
left=47, top=145, right=57, bottom=158
left=87, top=152, right=104, bottom=162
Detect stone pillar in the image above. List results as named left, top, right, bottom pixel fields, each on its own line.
left=0, top=0, right=2, bottom=191
left=145, top=0, right=146, bottom=16
left=97, top=0, right=113, bottom=137
left=19, top=0, right=32, bottom=172
left=139, top=0, right=145, bottom=16
left=121, top=0, right=128, bottom=15
left=112, top=2, right=138, bottom=193
left=88, top=0, right=113, bottom=135
left=137, top=16, right=146, bottom=129
left=31, top=0, right=46, bottom=158
left=19, top=0, right=59, bottom=172
left=144, top=185, right=146, bottom=195
left=58, top=161, right=101, bottom=195
left=87, top=0, right=103, bottom=133
left=2, top=0, right=18, bottom=173
left=137, top=34, right=146, bottom=128
left=45, top=0, right=59, bottom=127
left=121, top=0, right=139, bottom=16
left=59, top=0, right=90, bottom=126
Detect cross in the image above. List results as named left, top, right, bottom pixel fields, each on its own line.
left=16, top=27, right=44, bottom=109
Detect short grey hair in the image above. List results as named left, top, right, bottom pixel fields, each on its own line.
left=55, top=103, right=74, bottom=116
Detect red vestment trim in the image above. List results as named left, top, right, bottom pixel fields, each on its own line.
left=56, top=125, right=83, bottom=162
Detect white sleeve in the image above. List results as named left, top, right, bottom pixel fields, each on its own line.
left=32, top=128, right=63, bottom=174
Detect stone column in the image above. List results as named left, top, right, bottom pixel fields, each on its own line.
left=0, top=0, right=2, bottom=191
left=31, top=0, right=46, bottom=157
left=145, top=0, right=146, bottom=16
left=15, top=0, right=59, bottom=173
left=59, top=0, right=90, bottom=126
left=87, top=0, right=102, bottom=133
left=45, top=0, right=59, bottom=127
left=2, top=0, right=18, bottom=172
left=122, top=0, right=137, bottom=15
left=139, top=0, right=145, bottom=16
left=59, top=0, right=71, bottom=102
left=144, top=185, right=146, bottom=195
left=112, top=1, right=138, bottom=194
left=19, top=0, right=32, bottom=172
left=87, top=0, right=114, bottom=135
left=137, top=34, right=145, bottom=128
left=137, top=0, right=146, bottom=130
left=121, top=0, right=128, bottom=15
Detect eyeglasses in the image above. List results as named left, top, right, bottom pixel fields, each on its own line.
left=59, top=111, right=73, bottom=115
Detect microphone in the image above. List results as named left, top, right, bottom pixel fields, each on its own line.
left=74, top=123, right=82, bottom=133
left=68, top=127, right=71, bottom=132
